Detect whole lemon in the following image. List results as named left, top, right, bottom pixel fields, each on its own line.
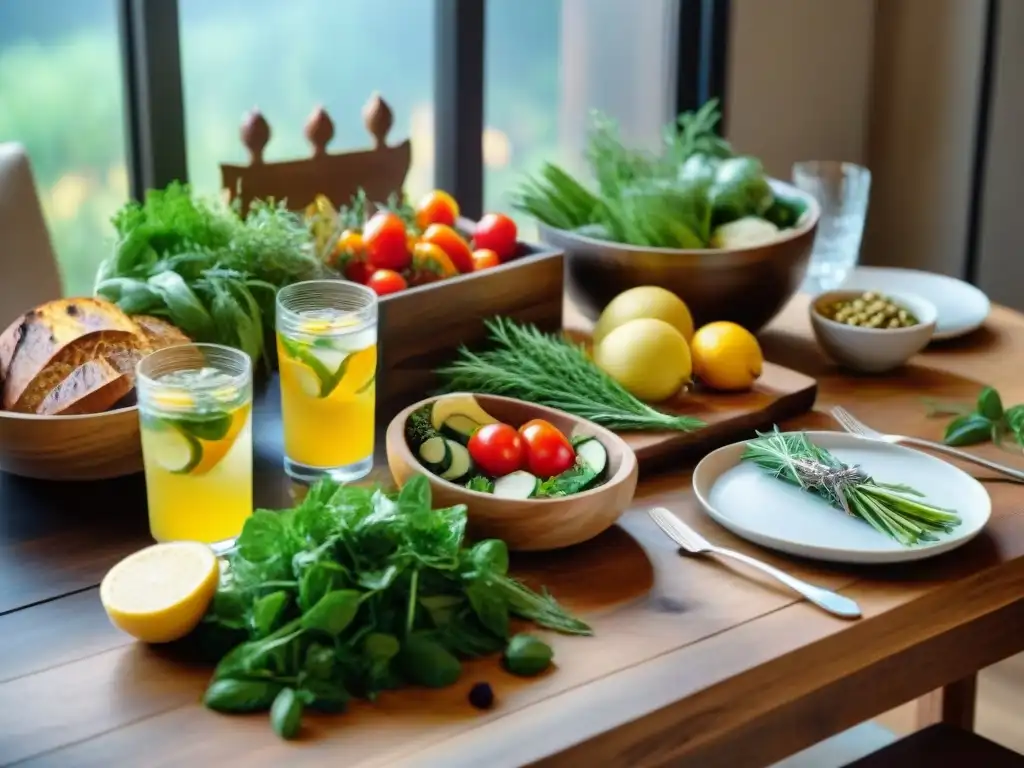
left=690, top=321, right=764, bottom=391
left=594, top=318, right=692, bottom=402
left=593, top=286, right=695, bottom=345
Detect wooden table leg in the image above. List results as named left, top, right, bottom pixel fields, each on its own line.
left=916, top=676, right=978, bottom=731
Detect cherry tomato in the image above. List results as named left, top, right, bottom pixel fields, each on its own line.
left=364, top=211, right=411, bottom=271
left=471, top=248, right=501, bottom=271
left=518, top=419, right=575, bottom=478
left=468, top=423, right=524, bottom=477
left=421, top=223, right=474, bottom=273
left=414, top=242, right=458, bottom=277
left=343, top=258, right=375, bottom=284
left=366, top=268, right=408, bottom=296
left=415, top=190, right=460, bottom=230
left=330, top=228, right=364, bottom=267
left=473, top=213, right=518, bottom=260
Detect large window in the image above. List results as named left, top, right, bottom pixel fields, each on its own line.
left=484, top=0, right=678, bottom=234
left=0, top=0, right=724, bottom=300
left=178, top=0, right=434, bottom=200
left=0, top=0, right=129, bottom=295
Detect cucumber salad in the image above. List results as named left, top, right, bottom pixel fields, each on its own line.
left=405, top=395, right=609, bottom=500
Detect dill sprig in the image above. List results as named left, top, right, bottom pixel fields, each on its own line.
left=435, top=317, right=704, bottom=433
left=742, top=428, right=962, bottom=547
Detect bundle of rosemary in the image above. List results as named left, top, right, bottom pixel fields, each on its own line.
left=742, top=428, right=962, bottom=547
left=435, top=317, right=704, bottom=433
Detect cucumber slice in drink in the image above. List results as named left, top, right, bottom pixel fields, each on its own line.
left=280, top=336, right=351, bottom=398
left=146, top=421, right=201, bottom=474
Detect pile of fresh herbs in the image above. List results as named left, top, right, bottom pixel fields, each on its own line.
left=512, top=100, right=807, bottom=249
left=94, top=183, right=324, bottom=366
left=435, top=317, right=705, bottom=433
left=742, top=428, right=962, bottom=547
left=925, top=385, right=1024, bottom=451
left=188, top=476, right=590, bottom=739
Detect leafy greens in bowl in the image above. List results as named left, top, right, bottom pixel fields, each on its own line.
left=512, top=99, right=811, bottom=252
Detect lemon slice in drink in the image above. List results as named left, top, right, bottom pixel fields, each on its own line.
left=333, top=344, right=377, bottom=398
left=100, top=542, right=219, bottom=643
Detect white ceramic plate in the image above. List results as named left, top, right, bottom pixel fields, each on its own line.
left=692, top=432, right=991, bottom=564
left=839, top=266, right=990, bottom=340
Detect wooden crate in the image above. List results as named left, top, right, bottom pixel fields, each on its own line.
left=377, top=242, right=564, bottom=410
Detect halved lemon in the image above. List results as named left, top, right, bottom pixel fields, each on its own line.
left=100, top=542, right=220, bottom=644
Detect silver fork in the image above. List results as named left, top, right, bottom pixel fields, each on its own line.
left=648, top=508, right=862, bottom=619
left=831, top=406, right=1024, bottom=483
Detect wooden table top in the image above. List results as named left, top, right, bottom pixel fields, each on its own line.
left=3, top=295, right=1024, bottom=767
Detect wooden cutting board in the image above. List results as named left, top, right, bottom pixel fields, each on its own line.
left=562, top=330, right=818, bottom=467
left=620, top=361, right=818, bottom=466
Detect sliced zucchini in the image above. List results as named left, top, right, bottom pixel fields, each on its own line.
left=440, top=440, right=473, bottom=482
left=493, top=470, right=539, bottom=500
left=441, top=414, right=481, bottom=444
left=576, top=438, right=608, bottom=476
left=430, top=394, right=499, bottom=432
left=418, top=436, right=452, bottom=473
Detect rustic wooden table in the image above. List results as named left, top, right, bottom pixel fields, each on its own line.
left=2, top=295, right=1023, bottom=767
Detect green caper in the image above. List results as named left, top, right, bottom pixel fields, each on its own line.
left=819, top=290, right=921, bottom=330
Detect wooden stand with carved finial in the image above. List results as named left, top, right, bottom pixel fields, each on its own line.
left=220, top=92, right=412, bottom=214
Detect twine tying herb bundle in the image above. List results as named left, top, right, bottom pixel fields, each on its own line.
left=742, top=428, right=962, bottom=547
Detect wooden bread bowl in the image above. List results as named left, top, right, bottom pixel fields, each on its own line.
left=386, top=394, right=639, bottom=551
left=0, top=296, right=190, bottom=480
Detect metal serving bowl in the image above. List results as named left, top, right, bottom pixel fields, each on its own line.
left=539, top=179, right=821, bottom=332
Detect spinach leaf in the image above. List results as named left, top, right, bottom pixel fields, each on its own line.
left=977, top=386, right=1004, bottom=421
left=465, top=581, right=510, bottom=639
left=204, top=679, right=282, bottom=713
left=503, top=633, right=554, bottom=677
left=251, top=591, right=289, bottom=638
left=270, top=687, right=303, bottom=740
left=470, top=539, right=509, bottom=576
left=398, top=634, right=462, bottom=689
left=301, top=590, right=362, bottom=636
left=944, top=413, right=993, bottom=446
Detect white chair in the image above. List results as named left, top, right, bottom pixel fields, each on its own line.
left=0, top=143, right=62, bottom=328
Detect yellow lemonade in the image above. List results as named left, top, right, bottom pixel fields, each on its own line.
left=277, top=316, right=377, bottom=470
left=137, top=346, right=254, bottom=544
left=276, top=281, right=379, bottom=482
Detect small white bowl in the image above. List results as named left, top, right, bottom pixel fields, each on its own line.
left=810, top=289, right=937, bottom=373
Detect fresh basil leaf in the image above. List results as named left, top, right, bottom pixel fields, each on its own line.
left=363, top=632, right=400, bottom=662
left=299, top=562, right=350, bottom=612
left=204, top=679, right=282, bottom=713
left=300, top=679, right=350, bottom=713
left=397, top=475, right=431, bottom=514
left=470, top=539, right=509, bottom=576
left=236, top=511, right=288, bottom=562
left=943, top=413, right=993, bottom=446
left=398, top=633, right=462, bottom=689
left=465, top=581, right=509, bottom=639
left=251, top=591, right=289, bottom=638
left=303, top=643, right=335, bottom=681
left=977, top=386, right=1004, bottom=421
left=503, top=633, right=553, bottom=677
left=301, top=590, right=362, bottom=636
left=270, top=687, right=303, bottom=740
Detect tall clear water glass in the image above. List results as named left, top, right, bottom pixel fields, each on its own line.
left=136, top=343, right=254, bottom=544
left=792, top=161, right=872, bottom=293
left=276, top=280, right=378, bottom=483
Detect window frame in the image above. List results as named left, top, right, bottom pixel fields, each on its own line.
left=115, top=0, right=729, bottom=213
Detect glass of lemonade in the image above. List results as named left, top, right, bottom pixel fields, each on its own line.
left=276, top=280, right=378, bottom=482
left=136, top=343, right=253, bottom=544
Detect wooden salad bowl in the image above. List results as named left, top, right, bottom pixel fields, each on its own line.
left=386, top=394, right=639, bottom=551
left=0, top=405, right=142, bottom=481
